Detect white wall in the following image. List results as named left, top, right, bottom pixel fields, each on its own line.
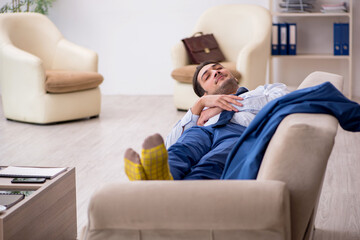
left=1, top=0, right=358, bottom=97
left=46, top=0, right=268, bottom=95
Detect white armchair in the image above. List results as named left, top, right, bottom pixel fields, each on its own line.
left=171, top=4, right=272, bottom=110
left=0, top=13, right=103, bottom=124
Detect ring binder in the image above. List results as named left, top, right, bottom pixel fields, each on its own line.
left=288, top=23, right=297, bottom=55
left=341, top=23, right=349, bottom=55
left=272, top=23, right=280, bottom=55
left=334, top=23, right=342, bottom=55
left=279, top=23, right=288, bottom=55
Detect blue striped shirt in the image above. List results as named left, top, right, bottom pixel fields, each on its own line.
left=165, top=83, right=289, bottom=148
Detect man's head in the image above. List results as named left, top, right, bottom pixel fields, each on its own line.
left=192, top=61, right=239, bottom=97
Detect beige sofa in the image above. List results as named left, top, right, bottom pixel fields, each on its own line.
left=81, top=71, right=343, bottom=240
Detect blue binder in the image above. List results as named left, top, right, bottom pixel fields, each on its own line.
left=279, top=23, right=288, bottom=55
left=333, top=23, right=342, bottom=55
left=288, top=23, right=297, bottom=55
left=341, top=23, right=349, bottom=55
left=271, top=23, right=280, bottom=55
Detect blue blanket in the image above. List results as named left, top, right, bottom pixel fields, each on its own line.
left=221, top=82, right=360, bottom=180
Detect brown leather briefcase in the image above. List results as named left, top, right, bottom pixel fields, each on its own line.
left=182, top=32, right=225, bottom=64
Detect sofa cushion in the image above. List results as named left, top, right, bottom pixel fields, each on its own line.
left=45, top=70, right=104, bottom=93
left=171, top=62, right=241, bottom=84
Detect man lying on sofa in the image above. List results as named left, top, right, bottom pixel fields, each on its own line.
left=124, top=61, right=289, bottom=180
left=125, top=61, right=360, bottom=181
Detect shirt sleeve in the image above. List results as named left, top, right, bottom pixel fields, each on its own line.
left=231, top=83, right=290, bottom=112
left=165, top=109, right=199, bottom=149
left=230, top=83, right=290, bottom=126
left=263, top=83, right=290, bottom=101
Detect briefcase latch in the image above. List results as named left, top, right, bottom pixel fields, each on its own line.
left=204, top=48, right=210, bottom=53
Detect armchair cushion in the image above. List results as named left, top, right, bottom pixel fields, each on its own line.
left=45, top=70, right=103, bottom=93
left=171, top=62, right=241, bottom=84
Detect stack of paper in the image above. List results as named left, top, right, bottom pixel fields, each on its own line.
left=279, top=0, right=315, bottom=13
left=321, top=2, right=347, bottom=13
left=0, top=166, right=67, bottom=179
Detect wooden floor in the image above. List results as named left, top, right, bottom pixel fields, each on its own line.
left=0, top=95, right=359, bottom=239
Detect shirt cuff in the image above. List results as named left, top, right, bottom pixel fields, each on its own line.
left=181, top=109, right=199, bottom=127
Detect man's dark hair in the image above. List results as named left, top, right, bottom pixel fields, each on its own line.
left=192, top=61, right=220, bottom=97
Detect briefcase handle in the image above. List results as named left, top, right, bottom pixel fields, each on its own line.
left=192, top=32, right=204, bottom=37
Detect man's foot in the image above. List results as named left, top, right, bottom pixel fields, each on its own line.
left=141, top=133, right=173, bottom=180
left=124, top=148, right=147, bottom=180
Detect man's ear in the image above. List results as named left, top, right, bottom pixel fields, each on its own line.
left=235, top=78, right=239, bottom=84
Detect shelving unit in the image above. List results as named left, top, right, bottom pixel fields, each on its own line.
left=269, top=0, right=353, bottom=98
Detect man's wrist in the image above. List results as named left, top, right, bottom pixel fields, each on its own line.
left=191, top=97, right=204, bottom=115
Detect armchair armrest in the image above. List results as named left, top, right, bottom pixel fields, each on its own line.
left=0, top=43, right=45, bottom=95
left=170, top=41, right=190, bottom=68
left=52, top=39, right=98, bottom=72
left=85, top=180, right=290, bottom=239
left=236, top=36, right=270, bottom=91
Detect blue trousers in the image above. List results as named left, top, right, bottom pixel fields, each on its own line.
left=168, top=123, right=246, bottom=180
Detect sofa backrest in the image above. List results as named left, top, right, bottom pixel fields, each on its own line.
left=257, top=71, right=343, bottom=240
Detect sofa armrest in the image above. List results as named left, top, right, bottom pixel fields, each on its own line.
left=85, top=180, right=290, bottom=239
left=298, top=71, right=343, bottom=92
left=52, top=39, right=98, bottom=72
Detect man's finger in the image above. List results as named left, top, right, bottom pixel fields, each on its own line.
left=222, top=98, right=240, bottom=111
left=220, top=101, right=237, bottom=112
left=228, top=95, right=243, bottom=100
left=230, top=99, right=243, bottom=107
left=226, top=95, right=243, bottom=101
left=224, top=96, right=243, bottom=107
